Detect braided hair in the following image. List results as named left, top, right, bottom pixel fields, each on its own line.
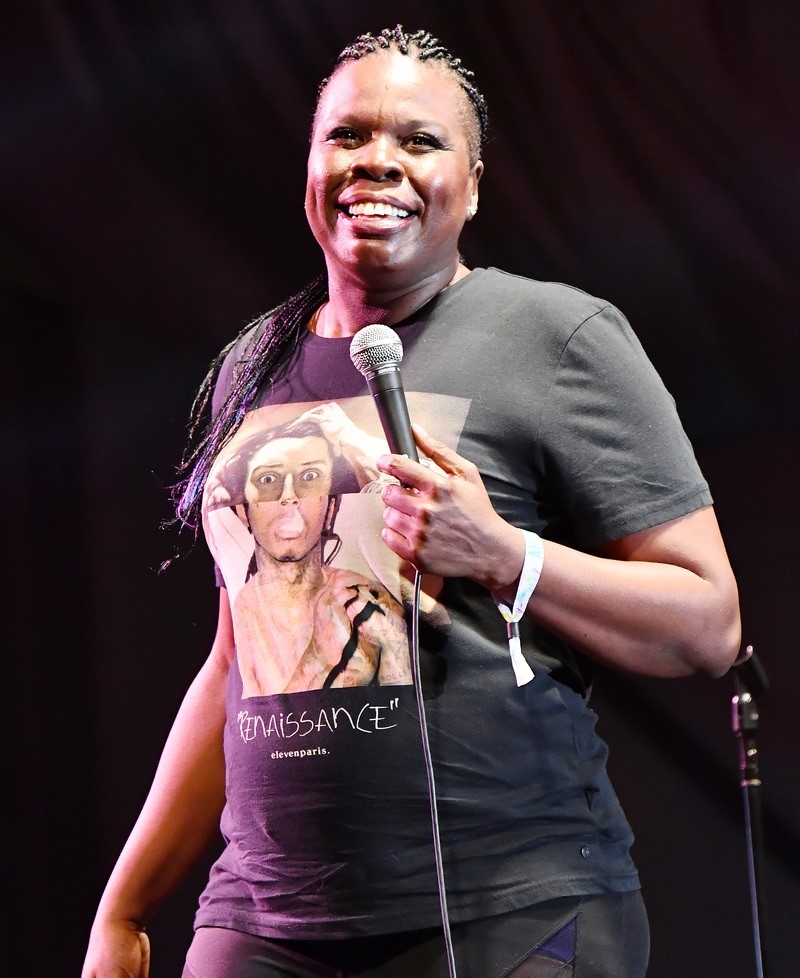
left=168, top=26, right=489, bottom=540
left=167, top=273, right=328, bottom=536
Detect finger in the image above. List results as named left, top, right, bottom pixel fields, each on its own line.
left=411, top=424, right=479, bottom=482
left=376, top=452, right=442, bottom=494
left=381, top=523, right=417, bottom=566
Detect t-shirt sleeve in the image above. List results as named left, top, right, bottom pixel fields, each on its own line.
left=539, top=302, right=712, bottom=549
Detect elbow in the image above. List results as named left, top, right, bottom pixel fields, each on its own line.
left=691, top=584, right=742, bottom=679
left=698, top=620, right=742, bottom=679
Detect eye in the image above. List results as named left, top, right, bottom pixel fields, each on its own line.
left=325, top=126, right=362, bottom=147
left=404, top=133, right=445, bottom=152
left=256, top=472, right=279, bottom=486
left=300, top=468, right=322, bottom=483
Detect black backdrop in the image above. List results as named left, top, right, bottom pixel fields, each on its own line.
left=3, top=3, right=799, bottom=976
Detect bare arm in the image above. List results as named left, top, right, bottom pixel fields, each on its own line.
left=377, top=427, right=741, bottom=680
left=81, top=588, right=235, bottom=978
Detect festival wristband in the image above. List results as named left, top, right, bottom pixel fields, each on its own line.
left=495, top=529, right=544, bottom=686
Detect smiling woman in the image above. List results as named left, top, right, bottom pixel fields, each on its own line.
left=304, top=44, right=483, bottom=331
left=81, top=23, right=740, bottom=978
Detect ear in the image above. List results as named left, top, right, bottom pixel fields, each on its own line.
left=323, top=495, right=338, bottom=533
left=234, top=502, right=251, bottom=531
left=466, top=160, right=483, bottom=220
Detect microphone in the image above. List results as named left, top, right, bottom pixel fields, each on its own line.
left=349, top=324, right=419, bottom=462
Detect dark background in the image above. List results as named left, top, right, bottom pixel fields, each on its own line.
left=3, top=3, right=798, bottom=976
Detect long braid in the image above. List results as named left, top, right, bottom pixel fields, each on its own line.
left=168, top=25, right=489, bottom=545
left=167, top=273, right=327, bottom=537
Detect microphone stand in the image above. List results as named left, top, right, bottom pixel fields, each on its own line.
left=731, top=645, right=771, bottom=978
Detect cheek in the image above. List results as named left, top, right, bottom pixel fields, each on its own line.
left=305, top=163, right=345, bottom=235
left=424, top=173, right=471, bottom=228
left=305, top=153, right=330, bottom=200
left=304, top=170, right=324, bottom=217
left=425, top=161, right=472, bottom=201
left=248, top=508, right=273, bottom=537
left=304, top=188, right=330, bottom=247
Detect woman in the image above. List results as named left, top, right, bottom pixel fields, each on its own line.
left=82, top=25, right=741, bottom=978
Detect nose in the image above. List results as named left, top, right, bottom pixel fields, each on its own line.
left=279, top=473, right=299, bottom=503
left=351, top=134, right=403, bottom=181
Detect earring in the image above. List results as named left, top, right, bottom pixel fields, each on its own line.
left=467, top=204, right=478, bottom=218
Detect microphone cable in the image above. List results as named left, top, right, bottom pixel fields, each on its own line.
left=349, top=324, right=458, bottom=974
left=409, top=568, right=458, bottom=978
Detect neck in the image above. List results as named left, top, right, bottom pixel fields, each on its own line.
left=312, top=261, right=471, bottom=338
left=254, top=548, right=324, bottom=591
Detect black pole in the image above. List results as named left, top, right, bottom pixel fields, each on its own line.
left=731, top=645, right=771, bottom=978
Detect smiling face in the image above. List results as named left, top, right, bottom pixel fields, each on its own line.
left=305, top=49, right=483, bottom=295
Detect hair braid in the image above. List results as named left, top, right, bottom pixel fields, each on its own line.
left=166, top=273, right=328, bottom=541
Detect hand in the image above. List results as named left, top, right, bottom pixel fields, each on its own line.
left=81, top=919, right=150, bottom=978
left=286, top=570, right=410, bottom=689
left=326, top=571, right=411, bottom=686
left=288, top=401, right=353, bottom=445
left=376, top=425, right=524, bottom=591
left=289, top=402, right=386, bottom=487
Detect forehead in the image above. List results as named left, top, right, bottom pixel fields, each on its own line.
left=248, top=436, right=331, bottom=471
left=315, top=50, right=469, bottom=131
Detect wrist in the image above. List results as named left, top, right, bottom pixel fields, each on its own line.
left=493, top=529, right=545, bottom=687
left=485, top=526, right=528, bottom=600
left=491, top=529, right=545, bottom=614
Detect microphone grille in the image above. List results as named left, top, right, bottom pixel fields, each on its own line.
left=349, top=323, right=403, bottom=376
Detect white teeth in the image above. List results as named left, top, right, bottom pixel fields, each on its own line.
left=347, top=201, right=410, bottom=218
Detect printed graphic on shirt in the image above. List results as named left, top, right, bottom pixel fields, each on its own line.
left=203, top=395, right=469, bottom=698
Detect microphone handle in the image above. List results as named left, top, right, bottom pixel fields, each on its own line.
left=366, top=366, right=419, bottom=461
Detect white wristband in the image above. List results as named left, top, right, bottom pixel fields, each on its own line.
left=496, top=529, right=544, bottom=686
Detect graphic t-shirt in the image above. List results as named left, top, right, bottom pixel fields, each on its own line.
left=194, top=268, right=711, bottom=939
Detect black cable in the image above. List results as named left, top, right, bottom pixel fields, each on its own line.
left=409, top=569, right=458, bottom=978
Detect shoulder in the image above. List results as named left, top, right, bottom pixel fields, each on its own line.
left=211, top=312, right=274, bottom=415
left=436, top=268, right=631, bottom=359
left=457, top=267, right=621, bottom=327
left=220, top=312, right=271, bottom=373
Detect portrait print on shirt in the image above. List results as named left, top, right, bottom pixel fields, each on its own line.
left=203, top=397, right=461, bottom=697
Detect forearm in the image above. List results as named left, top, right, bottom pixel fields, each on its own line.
left=83, top=592, right=235, bottom=978
left=91, top=650, right=229, bottom=929
left=376, top=439, right=741, bottom=682
left=526, top=542, right=738, bottom=677
left=487, top=513, right=741, bottom=680
left=96, top=624, right=232, bottom=926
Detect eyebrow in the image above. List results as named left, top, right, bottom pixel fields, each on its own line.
left=324, top=110, right=449, bottom=131
left=251, top=457, right=330, bottom=473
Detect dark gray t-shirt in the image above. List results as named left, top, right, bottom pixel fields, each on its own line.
left=194, top=268, right=711, bottom=938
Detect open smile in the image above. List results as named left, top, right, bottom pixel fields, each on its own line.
left=343, top=201, right=412, bottom=219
